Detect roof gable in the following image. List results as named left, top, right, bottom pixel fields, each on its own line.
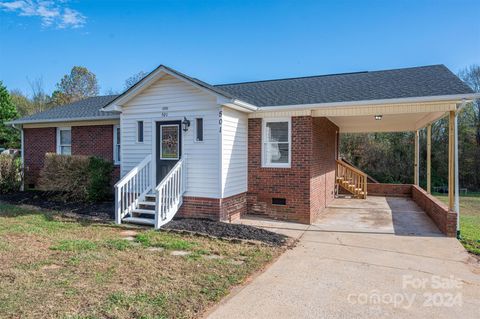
left=102, top=65, right=239, bottom=112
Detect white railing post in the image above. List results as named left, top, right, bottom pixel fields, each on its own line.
left=153, top=158, right=186, bottom=229
left=114, top=154, right=153, bottom=223
left=115, top=185, right=122, bottom=224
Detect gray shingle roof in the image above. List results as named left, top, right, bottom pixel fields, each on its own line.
left=215, top=65, right=474, bottom=107
left=10, top=95, right=119, bottom=124
left=10, top=64, right=474, bottom=124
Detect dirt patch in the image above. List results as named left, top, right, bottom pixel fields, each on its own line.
left=164, top=218, right=288, bottom=246
left=0, top=190, right=114, bottom=221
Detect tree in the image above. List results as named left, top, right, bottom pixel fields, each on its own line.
left=459, top=64, right=480, bottom=145
left=27, top=77, right=51, bottom=113
left=124, top=71, right=147, bottom=91
left=10, top=89, right=33, bottom=117
left=51, top=66, right=99, bottom=106
left=0, top=81, right=19, bottom=148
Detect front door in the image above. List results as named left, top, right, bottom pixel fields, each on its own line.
left=156, top=121, right=182, bottom=184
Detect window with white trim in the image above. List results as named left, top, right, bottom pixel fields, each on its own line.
left=195, top=118, right=203, bottom=142
left=137, top=121, right=144, bottom=143
left=113, top=125, right=121, bottom=164
left=262, top=118, right=291, bottom=167
left=56, top=127, right=71, bottom=155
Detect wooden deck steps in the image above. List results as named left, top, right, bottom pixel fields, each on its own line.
left=336, top=160, right=368, bottom=199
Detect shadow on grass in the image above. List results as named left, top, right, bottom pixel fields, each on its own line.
left=0, top=202, right=114, bottom=228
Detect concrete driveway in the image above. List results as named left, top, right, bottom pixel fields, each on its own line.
left=207, top=197, right=480, bottom=319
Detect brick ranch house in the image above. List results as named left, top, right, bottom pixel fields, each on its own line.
left=9, top=64, right=477, bottom=236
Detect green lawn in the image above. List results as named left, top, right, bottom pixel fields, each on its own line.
left=435, top=192, right=480, bottom=255
left=0, top=203, right=283, bottom=319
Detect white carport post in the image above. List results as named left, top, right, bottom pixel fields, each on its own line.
left=454, top=110, right=460, bottom=238
left=414, top=130, right=420, bottom=186
left=448, top=110, right=460, bottom=238
left=426, top=124, right=432, bottom=194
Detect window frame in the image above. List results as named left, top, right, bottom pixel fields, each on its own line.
left=195, top=117, right=204, bottom=142
left=113, top=125, right=121, bottom=165
left=56, top=127, right=72, bottom=156
left=261, top=118, right=291, bottom=168
left=137, top=121, right=144, bottom=143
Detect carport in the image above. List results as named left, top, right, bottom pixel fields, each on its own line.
left=313, top=95, right=475, bottom=237
left=313, top=196, right=442, bottom=236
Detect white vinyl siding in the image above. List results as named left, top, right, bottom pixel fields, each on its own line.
left=120, top=74, right=221, bottom=198
left=221, top=107, right=248, bottom=197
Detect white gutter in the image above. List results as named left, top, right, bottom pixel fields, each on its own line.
left=257, top=93, right=480, bottom=112
left=6, top=115, right=120, bottom=125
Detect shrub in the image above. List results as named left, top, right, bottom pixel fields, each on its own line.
left=0, top=154, right=21, bottom=193
left=87, top=156, right=114, bottom=202
left=38, top=153, right=113, bottom=202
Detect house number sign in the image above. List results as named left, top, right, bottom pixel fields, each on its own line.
left=218, top=110, right=222, bottom=133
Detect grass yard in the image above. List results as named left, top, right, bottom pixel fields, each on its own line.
left=435, top=192, right=480, bottom=255
left=0, top=203, right=283, bottom=319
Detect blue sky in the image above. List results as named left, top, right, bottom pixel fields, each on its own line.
left=1, top=0, right=479, bottom=95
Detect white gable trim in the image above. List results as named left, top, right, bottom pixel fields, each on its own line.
left=102, top=65, right=258, bottom=113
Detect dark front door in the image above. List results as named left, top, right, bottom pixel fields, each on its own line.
left=156, top=121, right=182, bottom=184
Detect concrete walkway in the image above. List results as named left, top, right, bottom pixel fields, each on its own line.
left=207, top=197, right=480, bottom=319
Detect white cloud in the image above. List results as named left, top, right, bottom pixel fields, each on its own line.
left=0, top=0, right=86, bottom=28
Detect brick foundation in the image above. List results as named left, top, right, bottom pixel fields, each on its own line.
left=23, top=125, right=119, bottom=187
left=411, top=185, right=457, bottom=237
left=177, top=193, right=247, bottom=222
left=247, top=116, right=338, bottom=224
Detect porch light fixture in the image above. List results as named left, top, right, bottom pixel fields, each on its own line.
left=374, top=115, right=383, bottom=120
left=182, top=117, right=191, bottom=132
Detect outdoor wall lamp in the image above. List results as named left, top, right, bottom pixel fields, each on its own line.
left=374, top=115, right=383, bottom=120
left=182, top=117, right=191, bottom=132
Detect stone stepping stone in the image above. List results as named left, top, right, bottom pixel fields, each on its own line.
left=147, top=247, right=164, bottom=252
left=120, top=230, right=138, bottom=237
left=170, top=250, right=191, bottom=256
left=202, top=254, right=224, bottom=260
left=229, top=260, right=245, bottom=265
left=123, top=236, right=136, bottom=241
left=41, top=264, right=61, bottom=270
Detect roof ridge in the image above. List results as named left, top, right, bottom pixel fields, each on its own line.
left=214, top=64, right=446, bottom=87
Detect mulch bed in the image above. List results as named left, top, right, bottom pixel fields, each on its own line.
left=1, top=191, right=288, bottom=246
left=164, top=218, right=288, bottom=246
left=0, top=190, right=114, bottom=221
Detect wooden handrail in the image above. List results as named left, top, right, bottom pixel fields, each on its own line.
left=336, top=159, right=367, bottom=199
left=336, top=159, right=367, bottom=178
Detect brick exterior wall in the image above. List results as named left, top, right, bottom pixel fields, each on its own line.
left=367, top=183, right=413, bottom=197
left=23, top=125, right=119, bottom=187
left=23, top=128, right=56, bottom=187
left=247, top=116, right=338, bottom=224
left=72, top=125, right=114, bottom=161
left=177, top=193, right=247, bottom=222
left=310, top=117, right=338, bottom=221
left=411, top=185, right=457, bottom=237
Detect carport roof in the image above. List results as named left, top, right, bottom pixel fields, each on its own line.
left=216, top=64, right=474, bottom=107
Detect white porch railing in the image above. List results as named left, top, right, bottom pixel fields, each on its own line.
left=115, top=154, right=153, bottom=224
left=154, top=157, right=186, bottom=229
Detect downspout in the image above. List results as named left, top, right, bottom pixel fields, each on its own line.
left=455, top=100, right=467, bottom=239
